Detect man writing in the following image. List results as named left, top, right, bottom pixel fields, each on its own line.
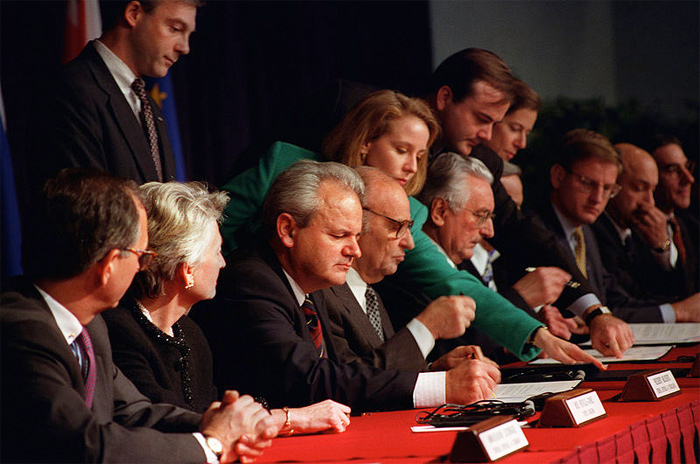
left=1, top=169, right=276, bottom=463
left=202, top=160, right=503, bottom=412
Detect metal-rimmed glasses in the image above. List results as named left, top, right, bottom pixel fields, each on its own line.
left=464, top=209, right=496, bottom=228
left=566, top=169, right=622, bottom=199
left=122, top=248, right=158, bottom=271
left=363, top=207, right=414, bottom=239
left=659, top=160, right=695, bottom=179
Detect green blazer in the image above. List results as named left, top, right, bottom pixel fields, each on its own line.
left=221, top=141, right=543, bottom=360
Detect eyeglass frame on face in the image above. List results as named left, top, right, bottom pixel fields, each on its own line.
left=121, top=248, right=158, bottom=271
left=462, top=208, right=496, bottom=228
left=658, top=160, right=696, bottom=179
left=362, top=207, right=414, bottom=239
left=565, top=167, right=622, bottom=199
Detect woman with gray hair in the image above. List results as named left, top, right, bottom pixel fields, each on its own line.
left=103, top=181, right=351, bottom=434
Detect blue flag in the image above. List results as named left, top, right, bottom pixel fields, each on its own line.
left=1, top=90, right=23, bottom=277
left=146, top=75, right=186, bottom=181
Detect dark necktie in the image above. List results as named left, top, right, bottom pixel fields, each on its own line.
left=669, top=216, right=687, bottom=266
left=364, top=286, right=385, bottom=341
left=71, top=328, right=96, bottom=407
left=301, top=296, right=326, bottom=358
left=131, top=78, right=163, bottom=181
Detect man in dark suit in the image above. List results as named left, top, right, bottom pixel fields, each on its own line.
left=202, top=160, right=501, bottom=412
left=321, top=167, right=487, bottom=372
left=593, top=143, right=699, bottom=308
left=650, top=135, right=700, bottom=297
left=1, top=169, right=276, bottom=463
left=533, top=130, right=699, bottom=323
left=24, top=0, right=196, bottom=206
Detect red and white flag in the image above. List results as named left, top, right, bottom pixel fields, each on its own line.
left=62, top=0, right=102, bottom=64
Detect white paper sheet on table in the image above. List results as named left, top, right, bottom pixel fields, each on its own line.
left=530, top=345, right=674, bottom=364
left=580, top=323, right=700, bottom=346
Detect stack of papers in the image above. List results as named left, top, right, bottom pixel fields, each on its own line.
left=530, top=345, right=674, bottom=365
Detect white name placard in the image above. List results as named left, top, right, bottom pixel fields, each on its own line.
left=479, top=418, right=529, bottom=461
left=647, top=370, right=680, bottom=399
left=565, top=391, right=606, bottom=426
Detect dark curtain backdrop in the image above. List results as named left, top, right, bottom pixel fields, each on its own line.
left=1, top=0, right=433, bottom=189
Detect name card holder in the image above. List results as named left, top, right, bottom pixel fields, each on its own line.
left=538, top=388, right=607, bottom=428
left=449, top=415, right=529, bottom=462
left=620, top=369, right=681, bottom=401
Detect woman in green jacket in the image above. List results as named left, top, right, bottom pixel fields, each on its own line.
left=220, top=90, right=601, bottom=367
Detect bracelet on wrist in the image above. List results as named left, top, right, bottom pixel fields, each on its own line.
left=280, top=406, right=294, bottom=436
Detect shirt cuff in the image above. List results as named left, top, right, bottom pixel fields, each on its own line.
left=659, top=303, right=676, bottom=323
left=406, top=318, right=436, bottom=359
left=193, top=432, right=219, bottom=464
left=413, top=371, right=446, bottom=408
left=566, top=293, right=602, bottom=318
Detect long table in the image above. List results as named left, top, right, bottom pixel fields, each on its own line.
left=256, top=344, right=699, bottom=463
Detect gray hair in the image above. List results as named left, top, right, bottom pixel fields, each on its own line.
left=418, top=152, right=493, bottom=212
left=130, top=181, right=230, bottom=299
left=263, top=159, right=365, bottom=231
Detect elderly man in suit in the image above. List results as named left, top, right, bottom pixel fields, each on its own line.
left=25, top=0, right=197, bottom=207
left=321, top=166, right=490, bottom=372
left=1, top=169, right=276, bottom=463
left=202, top=160, right=504, bottom=413
left=533, top=129, right=699, bottom=324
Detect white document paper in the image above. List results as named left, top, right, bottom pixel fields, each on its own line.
left=580, top=323, right=700, bottom=346
left=529, top=345, right=674, bottom=365
left=494, top=380, right=582, bottom=402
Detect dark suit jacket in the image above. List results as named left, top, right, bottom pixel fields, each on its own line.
left=103, top=297, right=217, bottom=413
left=320, top=283, right=428, bottom=372
left=193, top=244, right=418, bottom=412
left=533, top=202, right=666, bottom=322
left=1, top=278, right=204, bottom=463
left=470, top=145, right=597, bottom=312
left=591, top=213, right=685, bottom=301
left=24, top=41, right=176, bottom=203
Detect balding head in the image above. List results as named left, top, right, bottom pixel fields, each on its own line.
left=354, top=167, right=415, bottom=284
left=607, top=143, right=658, bottom=227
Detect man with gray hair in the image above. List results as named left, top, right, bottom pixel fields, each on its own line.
left=204, top=160, right=505, bottom=412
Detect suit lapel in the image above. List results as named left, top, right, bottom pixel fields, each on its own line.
left=83, top=42, right=160, bottom=181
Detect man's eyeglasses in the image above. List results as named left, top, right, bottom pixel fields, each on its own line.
left=566, top=169, right=621, bottom=199
left=363, top=208, right=414, bottom=239
left=122, top=248, right=158, bottom=271
left=659, top=161, right=695, bottom=178
left=464, top=209, right=496, bottom=228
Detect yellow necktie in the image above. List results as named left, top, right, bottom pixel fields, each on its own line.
left=573, top=227, right=587, bottom=278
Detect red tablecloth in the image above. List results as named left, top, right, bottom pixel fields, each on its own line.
left=256, top=346, right=699, bottom=463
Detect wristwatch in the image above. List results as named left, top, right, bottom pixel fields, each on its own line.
left=584, top=306, right=611, bottom=326
left=205, top=436, right=223, bottom=459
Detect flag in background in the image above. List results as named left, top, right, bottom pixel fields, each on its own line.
left=62, top=0, right=102, bottom=64
left=146, top=76, right=187, bottom=181
left=1, top=81, right=23, bottom=277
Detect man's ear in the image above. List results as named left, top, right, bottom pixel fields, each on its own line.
left=276, top=213, right=298, bottom=249
left=429, top=198, right=449, bottom=227
left=435, top=86, right=454, bottom=112
left=96, top=249, right=122, bottom=287
left=124, top=1, right=143, bottom=28
left=550, top=163, right=566, bottom=190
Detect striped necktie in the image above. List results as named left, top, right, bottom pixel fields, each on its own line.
left=301, top=296, right=326, bottom=358
left=71, top=328, right=96, bottom=407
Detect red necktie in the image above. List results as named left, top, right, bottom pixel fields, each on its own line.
left=669, top=216, right=687, bottom=266
left=301, top=297, right=326, bottom=358
left=76, top=328, right=97, bottom=408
